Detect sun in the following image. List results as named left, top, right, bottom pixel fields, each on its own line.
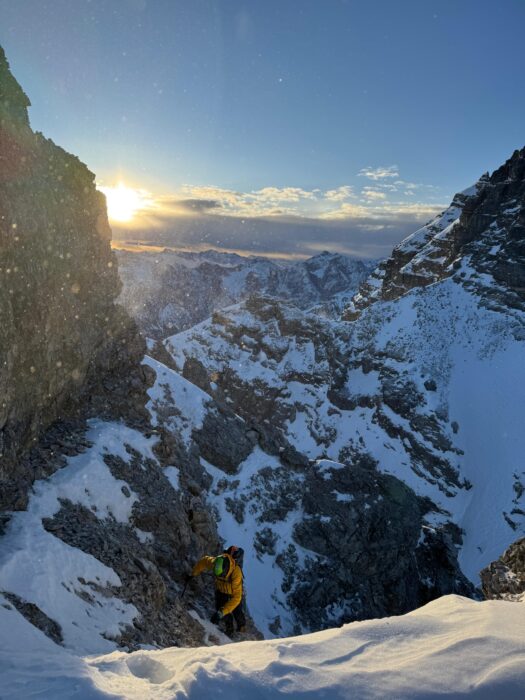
left=99, top=182, right=148, bottom=223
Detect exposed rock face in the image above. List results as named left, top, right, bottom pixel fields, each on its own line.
left=480, top=538, right=525, bottom=602
left=117, top=248, right=374, bottom=339
left=345, top=148, right=525, bottom=318
left=288, top=458, right=472, bottom=631
left=0, top=47, right=150, bottom=510
left=343, top=185, right=484, bottom=317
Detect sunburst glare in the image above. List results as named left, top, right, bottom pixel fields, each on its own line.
left=98, top=182, right=150, bottom=223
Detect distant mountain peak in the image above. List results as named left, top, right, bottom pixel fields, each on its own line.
left=117, top=248, right=375, bottom=338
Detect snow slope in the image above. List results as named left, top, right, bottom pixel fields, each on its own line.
left=1, top=595, right=524, bottom=699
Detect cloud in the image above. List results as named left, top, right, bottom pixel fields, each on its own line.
left=319, top=202, right=371, bottom=220
left=253, top=186, right=318, bottom=202
left=358, top=165, right=399, bottom=180
left=110, top=202, right=446, bottom=261
left=175, top=198, right=223, bottom=213
left=111, top=211, right=426, bottom=260
left=362, top=188, right=387, bottom=201
left=102, top=176, right=447, bottom=260
left=324, top=185, right=355, bottom=201
left=320, top=199, right=445, bottom=221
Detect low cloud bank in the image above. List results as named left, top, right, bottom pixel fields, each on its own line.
left=111, top=208, right=442, bottom=260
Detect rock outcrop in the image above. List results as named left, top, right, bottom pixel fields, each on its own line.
left=0, top=47, right=150, bottom=510
left=480, top=537, right=525, bottom=602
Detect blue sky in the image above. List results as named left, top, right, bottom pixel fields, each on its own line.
left=1, top=0, right=524, bottom=257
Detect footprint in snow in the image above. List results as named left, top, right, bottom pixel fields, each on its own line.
left=126, top=655, right=174, bottom=684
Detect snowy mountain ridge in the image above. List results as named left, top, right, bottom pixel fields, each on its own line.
left=156, top=147, right=525, bottom=635
left=343, top=181, right=486, bottom=316
left=117, top=248, right=375, bottom=338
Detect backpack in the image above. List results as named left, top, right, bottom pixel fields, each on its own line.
left=226, top=546, right=246, bottom=611
left=225, top=545, right=244, bottom=572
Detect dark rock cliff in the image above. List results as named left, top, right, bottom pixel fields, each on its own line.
left=0, top=47, right=150, bottom=510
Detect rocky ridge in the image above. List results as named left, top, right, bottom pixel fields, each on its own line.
left=0, top=47, right=149, bottom=511
left=117, top=248, right=374, bottom=339
left=345, top=148, right=525, bottom=318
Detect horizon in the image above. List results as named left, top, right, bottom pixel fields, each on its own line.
left=1, top=0, right=524, bottom=258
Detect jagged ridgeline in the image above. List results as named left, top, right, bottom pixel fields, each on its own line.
left=0, top=47, right=149, bottom=509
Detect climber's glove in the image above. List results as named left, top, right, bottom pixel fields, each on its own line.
left=211, top=610, right=223, bottom=624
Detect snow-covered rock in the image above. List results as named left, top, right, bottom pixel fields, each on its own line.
left=159, top=148, right=525, bottom=634
left=0, top=419, right=223, bottom=653
left=343, top=182, right=486, bottom=316
left=117, top=249, right=374, bottom=338
left=481, top=537, right=525, bottom=602
left=346, top=147, right=525, bottom=317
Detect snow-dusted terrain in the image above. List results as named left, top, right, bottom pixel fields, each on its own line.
left=0, top=421, right=160, bottom=654
left=155, top=149, right=525, bottom=633
left=1, top=595, right=524, bottom=699
left=116, top=249, right=374, bottom=338
left=155, top=286, right=524, bottom=632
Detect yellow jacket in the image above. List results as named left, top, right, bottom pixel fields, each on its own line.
left=192, top=554, right=243, bottom=616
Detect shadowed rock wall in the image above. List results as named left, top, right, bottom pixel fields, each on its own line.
left=0, top=46, right=150, bottom=509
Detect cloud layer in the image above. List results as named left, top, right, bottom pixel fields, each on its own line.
left=100, top=167, right=448, bottom=259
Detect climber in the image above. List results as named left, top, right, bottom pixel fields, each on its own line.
left=189, top=545, right=246, bottom=636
